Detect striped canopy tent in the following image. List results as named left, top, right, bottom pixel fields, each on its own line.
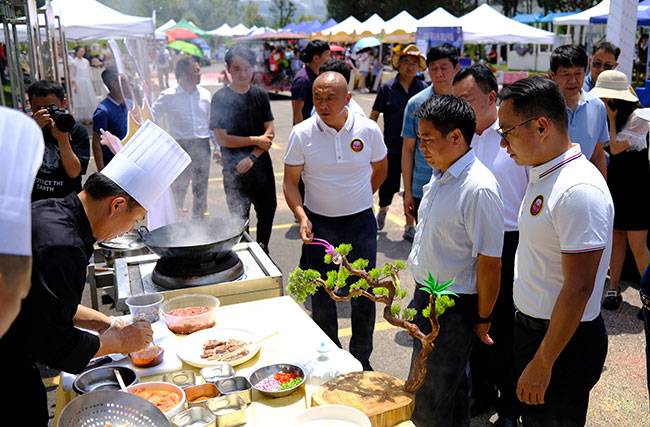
left=382, top=10, right=418, bottom=43
left=357, top=13, right=386, bottom=38
left=313, top=15, right=363, bottom=42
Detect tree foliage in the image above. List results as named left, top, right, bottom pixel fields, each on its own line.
left=244, top=0, right=266, bottom=28
left=326, top=0, right=477, bottom=22
left=271, top=0, right=297, bottom=28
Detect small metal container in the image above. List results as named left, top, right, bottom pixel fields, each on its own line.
left=73, top=366, right=139, bottom=395
left=99, top=233, right=149, bottom=266
left=200, top=363, right=236, bottom=382
left=215, top=376, right=252, bottom=405
left=249, top=363, right=306, bottom=398
left=163, top=370, right=198, bottom=388
left=185, top=383, right=221, bottom=410
left=210, top=395, right=247, bottom=427
left=171, top=407, right=217, bottom=427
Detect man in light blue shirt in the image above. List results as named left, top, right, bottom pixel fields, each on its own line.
left=549, top=45, right=608, bottom=178
left=401, top=43, right=459, bottom=242
left=408, top=94, right=503, bottom=426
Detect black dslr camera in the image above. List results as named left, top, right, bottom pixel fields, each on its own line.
left=45, top=105, right=75, bottom=133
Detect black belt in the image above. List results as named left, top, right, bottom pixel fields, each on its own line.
left=641, top=290, right=650, bottom=311
left=305, top=207, right=373, bottom=226
left=514, top=310, right=550, bottom=332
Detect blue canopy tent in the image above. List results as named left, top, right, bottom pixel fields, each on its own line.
left=313, top=18, right=337, bottom=33
left=539, top=11, right=579, bottom=23
left=281, top=22, right=299, bottom=31
left=588, top=1, right=650, bottom=106
left=513, top=13, right=544, bottom=24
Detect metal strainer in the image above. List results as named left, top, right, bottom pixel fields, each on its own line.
left=58, top=390, right=171, bottom=427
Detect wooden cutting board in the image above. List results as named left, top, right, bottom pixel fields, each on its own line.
left=311, top=371, right=415, bottom=427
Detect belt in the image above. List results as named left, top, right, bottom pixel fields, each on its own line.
left=177, top=137, right=209, bottom=143
left=514, top=310, right=550, bottom=332
left=641, top=290, right=650, bottom=311
left=306, top=207, right=373, bottom=226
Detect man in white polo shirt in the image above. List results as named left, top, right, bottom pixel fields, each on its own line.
left=408, top=94, right=503, bottom=426
left=453, top=64, right=528, bottom=426
left=497, top=76, right=613, bottom=426
left=283, top=72, right=388, bottom=370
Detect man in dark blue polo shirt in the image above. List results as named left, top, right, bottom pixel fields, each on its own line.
left=92, top=67, right=129, bottom=171
left=370, top=45, right=428, bottom=232
left=291, top=40, right=331, bottom=125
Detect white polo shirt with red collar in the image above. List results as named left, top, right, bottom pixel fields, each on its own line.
left=284, top=108, right=387, bottom=217
left=514, top=144, right=614, bottom=321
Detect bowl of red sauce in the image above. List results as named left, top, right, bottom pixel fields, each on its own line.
left=161, top=294, right=220, bottom=334
left=126, top=381, right=186, bottom=418
left=129, top=344, right=165, bottom=367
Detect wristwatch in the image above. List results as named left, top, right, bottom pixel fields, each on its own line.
left=475, top=313, right=492, bottom=324
left=248, top=154, right=257, bottom=163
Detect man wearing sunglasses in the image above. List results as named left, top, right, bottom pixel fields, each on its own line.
left=583, top=42, right=620, bottom=92
left=549, top=45, right=608, bottom=178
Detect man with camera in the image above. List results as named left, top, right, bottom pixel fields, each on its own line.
left=28, top=80, right=90, bottom=201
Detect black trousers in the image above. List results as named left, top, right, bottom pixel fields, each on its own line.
left=223, top=152, right=277, bottom=250
left=470, top=231, right=520, bottom=417
left=301, top=209, right=377, bottom=369
left=378, top=153, right=402, bottom=208
left=172, top=138, right=211, bottom=217
left=514, top=314, right=607, bottom=426
left=410, top=291, right=477, bottom=427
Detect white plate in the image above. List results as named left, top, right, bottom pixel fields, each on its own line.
left=177, top=327, right=261, bottom=368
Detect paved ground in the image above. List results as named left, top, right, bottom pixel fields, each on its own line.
left=44, top=63, right=650, bottom=426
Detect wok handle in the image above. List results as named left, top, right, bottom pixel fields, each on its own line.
left=136, top=225, right=150, bottom=240
left=240, top=219, right=250, bottom=235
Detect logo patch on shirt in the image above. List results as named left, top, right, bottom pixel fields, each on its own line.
left=530, top=195, right=544, bottom=216
left=350, top=138, right=364, bottom=153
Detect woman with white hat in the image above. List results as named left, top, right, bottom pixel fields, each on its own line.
left=589, top=70, right=650, bottom=310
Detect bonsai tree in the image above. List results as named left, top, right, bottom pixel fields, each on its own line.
left=287, top=239, right=456, bottom=393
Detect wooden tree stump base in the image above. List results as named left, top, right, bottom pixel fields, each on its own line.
left=311, top=371, right=415, bottom=427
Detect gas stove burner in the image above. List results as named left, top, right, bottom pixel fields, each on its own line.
left=152, top=251, right=245, bottom=288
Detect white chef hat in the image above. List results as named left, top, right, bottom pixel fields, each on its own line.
left=101, top=120, right=191, bottom=211
left=0, top=107, right=44, bottom=256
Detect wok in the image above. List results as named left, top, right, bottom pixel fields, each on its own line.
left=137, top=217, right=248, bottom=263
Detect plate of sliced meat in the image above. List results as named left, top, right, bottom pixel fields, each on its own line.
left=177, top=327, right=261, bottom=368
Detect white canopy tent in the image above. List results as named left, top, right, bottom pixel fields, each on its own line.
left=357, top=13, right=386, bottom=36
left=383, top=10, right=418, bottom=35
left=416, top=7, right=461, bottom=27
left=459, top=4, right=555, bottom=44
left=157, top=19, right=176, bottom=33
left=229, top=24, right=252, bottom=36
left=209, top=23, right=232, bottom=36
left=319, top=16, right=363, bottom=36
left=553, top=0, right=609, bottom=25
left=44, top=0, right=155, bottom=41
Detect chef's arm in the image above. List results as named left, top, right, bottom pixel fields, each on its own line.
left=590, top=143, right=607, bottom=180
left=73, top=304, right=112, bottom=333
left=95, top=321, right=153, bottom=357
left=213, top=128, right=271, bottom=150
left=92, top=130, right=105, bottom=171
left=370, top=157, right=388, bottom=194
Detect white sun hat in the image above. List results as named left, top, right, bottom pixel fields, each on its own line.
left=0, top=107, right=44, bottom=256
left=588, top=70, right=639, bottom=103
left=101, top=120, right=191, bottom=211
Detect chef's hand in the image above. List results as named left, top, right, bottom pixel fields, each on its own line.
left=473, top=322, right=494, bottom=345
left=32, top=108, right=52, bottom=129
left=299, top=217, right=313, bottom=244
left=98, top=321, right=153, bottom=355
left=256, top=135, right=272, bottom=151
left=236, top=156, right=254, bottom=174
left=517, top=356, right=552, bottom=405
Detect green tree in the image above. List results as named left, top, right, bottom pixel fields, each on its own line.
left=536, top=0, right=596, bottom=13
left=297, top=14, right=320, bottom=23
left=271, top=0, right=297, bottom=28
left=244, top=0, right=266, bottom=28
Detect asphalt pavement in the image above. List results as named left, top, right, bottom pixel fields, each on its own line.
left=43, top=63, right=650, bottom=426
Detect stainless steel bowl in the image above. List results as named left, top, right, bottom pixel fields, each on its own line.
left=185, top=383, right=221, bottom=409
left=200, top=363, right=236, bottom=382
left=72, top=366, right=139, bottom=395
left=171, top=407, right=217, bottom=427
left=249, top=363, right=306, bottom=398
left=163, top=370, right=198, bottom=388
left=58, top=389, right=170, bottom=427
left=98, top=233, right=149, bottom=266
left=210, top=395, right=247, bottom=427
left=215, top=376, right=252, bottom=404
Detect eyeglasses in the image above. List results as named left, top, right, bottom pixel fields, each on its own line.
left=496, top=117, right=539, bottom=142
left=591, top=61, right=615, bottom=70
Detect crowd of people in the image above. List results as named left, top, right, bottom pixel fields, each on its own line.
left=2, top=34, right=650, bottom=427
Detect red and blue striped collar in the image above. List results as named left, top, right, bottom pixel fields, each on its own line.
left=531, top=144, right=583, bottom=181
